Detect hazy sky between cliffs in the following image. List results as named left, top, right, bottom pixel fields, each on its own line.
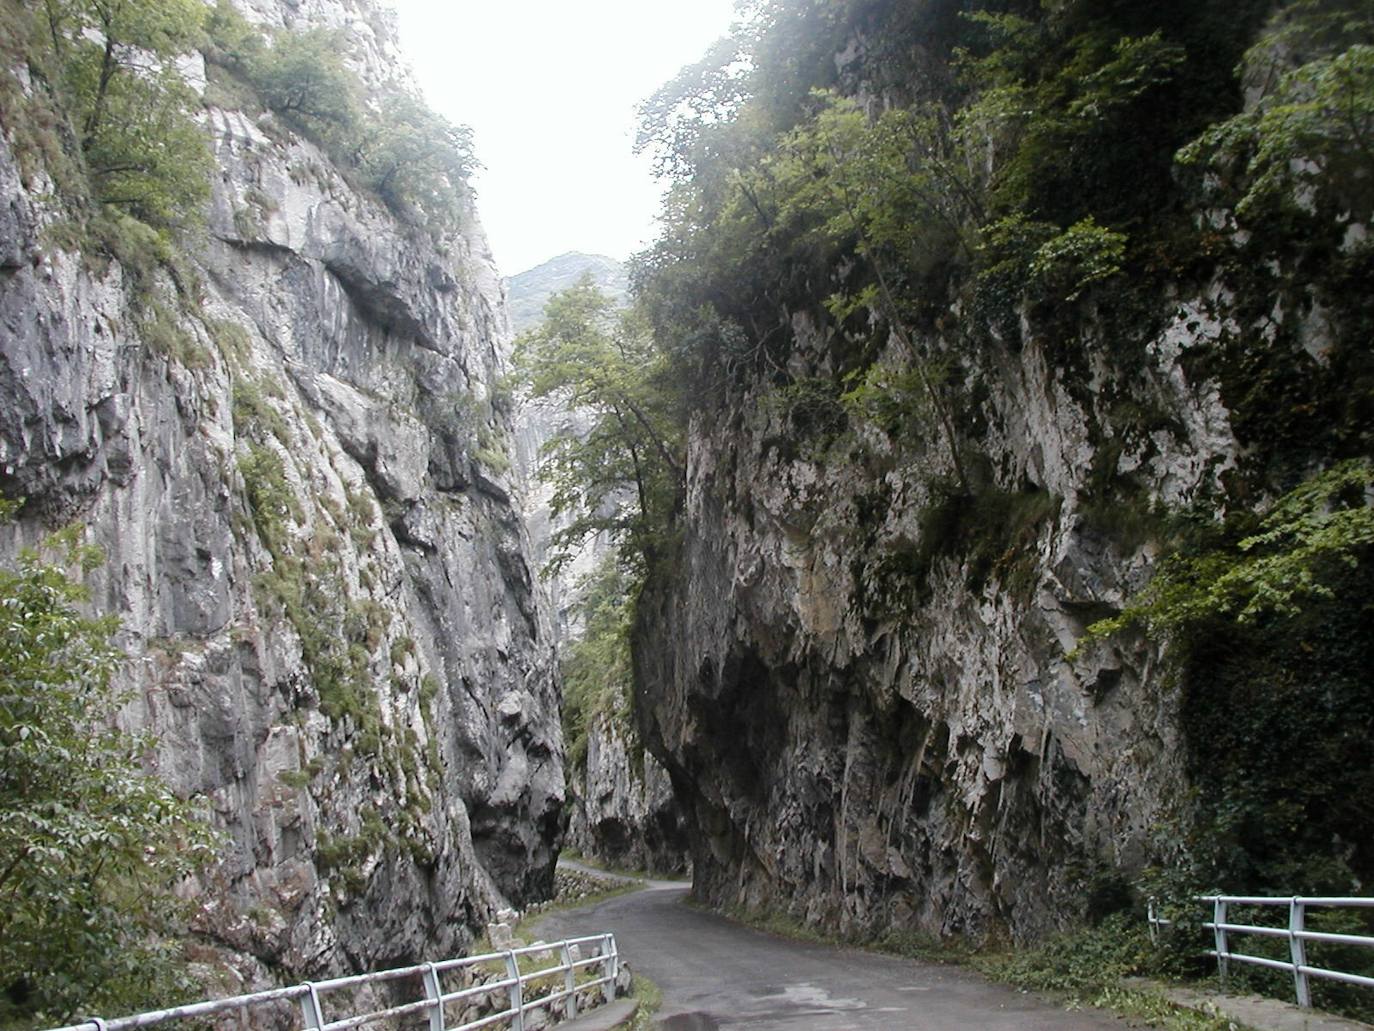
left=390, top=0, right=738, bottom=277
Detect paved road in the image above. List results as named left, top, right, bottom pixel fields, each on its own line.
left=533, top=878, right=1139, bottom=1030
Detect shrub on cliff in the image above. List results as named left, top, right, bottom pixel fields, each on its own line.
left=0, top=516, right=216, bottom=1027
left=247, top=27, right=361, bottom=141
left=30, top=0, right=213, bottom=235
left=240, top=27, right=476, bottom=230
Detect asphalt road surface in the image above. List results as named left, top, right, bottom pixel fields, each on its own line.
left=533, top=874, right=1138, bottom=1030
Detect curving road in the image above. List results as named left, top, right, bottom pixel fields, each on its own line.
left=533, top=873, right=1138, bottom=1030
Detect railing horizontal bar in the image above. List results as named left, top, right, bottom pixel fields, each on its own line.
left=313, top=963, right=431, bottom=993
left=508, top=945, right=569, bottom=959
left=460, top=1007, right=520, bottom=1030
left=1203, top=922, right=1292, bottom=939
left=1205, top=951, right=1297, bottom=974
left=320, top=996, right=435, bottom=1031
left=505, top=974, right=616, bottom=1013
left=438, top=951, right=509, bottom=969
left=1294, top=930, right=1374, bottom=948
left=48, top=984, right=312, bottom=1031
left=564, top=935, right=611, bottom=948
left=42, top=933, right=618, bottom=1031
left=1203, top=896, right=1374, bottom=908
left=438, top=982, right=509, bottom=1006
left=523, top=988, right=574, bottom=1009
left=1299, top=965, right=1374, bottom=989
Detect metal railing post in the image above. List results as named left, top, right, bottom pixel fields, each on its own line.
left=1290, top=898, right=1312, bottom=1008
left=504, top=951, right=525, bottom=1031
left=421, top=962, right=445, bottom=1031
left=560, top=942, right=577, bottom=1019
left=603, top=933, right=618, bottom=1005
left=1148, top=899, right=1157, bottom=945
left=299, top=983, right=325, bottom=1031
left=1214, top=898, right=1230, bottom=984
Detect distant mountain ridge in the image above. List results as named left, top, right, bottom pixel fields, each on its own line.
left=506, top=252, right=629, bottom=334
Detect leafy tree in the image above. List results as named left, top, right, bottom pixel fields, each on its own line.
left=515, top=280, right=683, bottom=575
left=202, top=0, right=263, bottom=71
left=248, top=27, right=360, bottom=140
left=0, top=519, right=216, bottom=1026
left=359, top=89, right=477, bottom=225
left=39, top=0, right=211, bottom=232
left=243, top=31, right=475, bottom=228
left=1179, top=6, right=1374, bottom=227
left=636, top=36, right=756, bottom=186
left=561, top=556, right=635, bottom=772
left=1082, top=461, right=1374, bottom=899
left=1087, top=460, right=1374, bottom=640
left=738, top=89, right=981, bottom=486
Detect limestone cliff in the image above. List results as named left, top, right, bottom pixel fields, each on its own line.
left=634, top=301, right=1226, bottom=940
left=564, top=714, right=688, bottom=876
left=0, top=0, right=560, bottom=985
left=630, top=0, right=1374, bottom=944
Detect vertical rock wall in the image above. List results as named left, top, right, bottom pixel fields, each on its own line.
left=564, top=715, right=689, bottom=875
left=628, top=0, right=1373, bottom=949
left=633, top=292, right=1295, bottom=941
left=0, top=0, right=561, bottom=985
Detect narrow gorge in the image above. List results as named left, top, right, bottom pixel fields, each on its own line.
left=2, top=0, right=1372, bottom=1023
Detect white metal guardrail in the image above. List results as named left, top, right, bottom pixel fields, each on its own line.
left=44, top=933, right=620, bottom=1031
left=1149, top=895, right=1374, bottom=1008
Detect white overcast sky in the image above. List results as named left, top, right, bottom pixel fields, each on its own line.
left=388, top=0, right=739, bottom=277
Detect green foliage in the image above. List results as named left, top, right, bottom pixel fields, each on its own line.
left=4, top=0, right=214, bottom=370
left=1086, top=462, right=1374, bottom=914
left=1179, top=2, right=1374, bottom=227
left=202, top=0, right=262, bottom=70
left=236, top=441, right=386, bottom=753
left=723, top=898, right=1239, bottom=1031
left=358, top=89, right=476, bottom=227
left=977, top=914, right=1155, bottom=1000
left=315, top=809, right=388, bottom=898
left=839, top=355, right=956, bottom=444
left=864, top=484, right=1060, bottom=614
left=1026, top=217, right=1128, bottom=302
left=238, top=444, right=296, bottom=549
left=634, top=0, right=1281, bottom=391
left=1089, top=460, right=1374, bottom=638
left=0, top=524, right=216, bottom=1025
left=231, top=379, right=290, bottom=444
left=238, top=28, right=475, bottom=229
left=248, top=28, right=359, bottom=140
left=39, top=0, right=212, bottom=233
left=976, top=917, right=1246, bottom=1031
left=515, top=279, right=684, bottom=575
left=766, top=375, right=847, bottom=455
left=561, top=557, right=636, bottom=772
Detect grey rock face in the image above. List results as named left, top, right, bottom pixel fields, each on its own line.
left=0, top=0, right=560, bottom=981
left=565, top=714, right=689, bottom=875
left=633, top=303, right=1241, bottom=943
